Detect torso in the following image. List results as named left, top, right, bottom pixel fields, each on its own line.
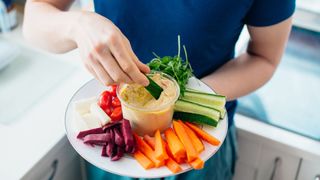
left=93, top=0, right=250, bottom=126
left=94, top=0, right=253, bottom=77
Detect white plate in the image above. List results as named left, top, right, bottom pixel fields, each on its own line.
left=65, top=77, right=228, bottom=178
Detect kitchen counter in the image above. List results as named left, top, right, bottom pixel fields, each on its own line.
left=235, top=114, right=320, bottom=161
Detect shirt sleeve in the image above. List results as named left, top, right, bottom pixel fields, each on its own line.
left=244, top=0, right=296, bottom=27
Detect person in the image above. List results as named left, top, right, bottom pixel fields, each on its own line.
left=23, top=0, right=295, bottom=179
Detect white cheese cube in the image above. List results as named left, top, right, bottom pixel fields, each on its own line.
left=90, top=102, right=111, bottom=126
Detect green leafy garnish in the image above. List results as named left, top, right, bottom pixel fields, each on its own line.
left=148, top=36, right=193, bottom=96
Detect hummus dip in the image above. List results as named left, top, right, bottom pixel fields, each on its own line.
left=118, top=73, right=179, bottom=136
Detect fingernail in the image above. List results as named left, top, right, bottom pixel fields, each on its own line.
left=143, top=80, right=149, bottom=86
left=146, top=66, right=150, bottom=72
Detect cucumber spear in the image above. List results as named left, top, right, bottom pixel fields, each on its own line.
left=144, top=75, right=163, bottom=100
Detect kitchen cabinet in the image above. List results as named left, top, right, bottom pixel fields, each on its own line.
left=233, top=130, right=261, bottom=180
left=234, top=116, right=320, bottom=180
left=234, top=128, right=300, bottom=180
left=297, top=159, right=320, bottom=180
left=21, top=136, right=82, bottom=180
left=234, top=161, right=257, bottom=180
left=256, top=146, right=300, bottom=180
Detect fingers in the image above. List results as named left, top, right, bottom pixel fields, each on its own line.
left=82, top=47, right=112, bottom=86
left=126, top=44, right=150, bottom=74
left=132, top=53, right=150, bottom=74
left=88, top=55, right=114, bottom=86
left=84, top=62, right=99, bottom=80
left=108, top=35, right=149, bottom=86
left=94, top=46, right=133, bottom=84
left=122, top=35, right=150, bottom=74
left=83, top=29, right=150, bottom=86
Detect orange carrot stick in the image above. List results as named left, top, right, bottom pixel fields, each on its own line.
left=179, top=120, right=204, bottom=153
left=143, top=133, right=182, bottom=173
left=162, top=130, right=186, bottom=164
left=164, top=128, right=186, bottom=159
left=174, top=156, right=186, bottom=164
left=155, top=129, right=169, bottom=161
left=133, top=150, right=155, bottom=169
left=143, top=134, right=155, bottom=149
left=185, top=122, right=220, bottom=146
left=133, top=133, right=164, bottom=167
left=165, top=158, right=182, bottom=173
left=189, top=157, right=204, bottom=169
left=163, top=139, right=175, bottom=159
left=173, top=121, right=198, bottom=162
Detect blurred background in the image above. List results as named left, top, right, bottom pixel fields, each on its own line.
left=0, top=0, right=319, bottom=180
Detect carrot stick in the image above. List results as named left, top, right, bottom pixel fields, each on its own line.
left=144, top=135, right=170, bottom=159
left=185, top=122, right=220, bottom=146
left=174, top=156, right=186, bottom=164
left=165, top=158, right=182, bottom=173
left=173, top=121, right=198, bottom=162
left=143, top=133, right=182, bottom=173
left=163, top=140, right=185, bottom=164
left=163, top=139, right=175, bottom=159
left=160, top=138, right=183, bottom=164
left=164, top=128, right=186, bottom=159
left=133, top=150, right=155, bottom=169
left=160, top=139, right=183, bottom=173
left=179, top=120, right=204, bottom=153
left=133, top=133, right=164, bottom=167
left=161, top=130, right=186, bottom=164
left=155, top=129, right=169, bottom=161
left=143, top=134, right=155, bottom=149
left=189, top=157, right=204, bottom=169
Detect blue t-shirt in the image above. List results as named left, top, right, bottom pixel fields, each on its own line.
left=94, top=0, right=295, bottom=126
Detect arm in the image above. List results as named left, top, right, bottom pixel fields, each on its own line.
left=202, top=18, right=292, bottom=100
left=23, top=0, right=150, bottom=86
left=23, top=0, right=77, bottom=53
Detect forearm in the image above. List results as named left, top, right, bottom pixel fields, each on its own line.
left=203, top=17, right=292, bottom=101
left=23, top=0, right=79, bottom=53
left=202, top=52, right=277, bottom=101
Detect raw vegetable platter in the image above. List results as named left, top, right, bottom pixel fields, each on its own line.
left=65, top=77, right=228, bottom=178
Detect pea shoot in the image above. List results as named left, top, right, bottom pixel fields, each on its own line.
left=148, top=36, right=193, bottom=96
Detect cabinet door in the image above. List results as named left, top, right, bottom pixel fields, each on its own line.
left=22, top=136, right=82, bottom=180
left=233, top=161, right=257, bottom=180
left=236, top=131, right=262, bottom=168
left=256, top=145, right=300, bottom=180
left=234, top=131, right=261, bottom=180
left=298, top=159, right=320, bottom=180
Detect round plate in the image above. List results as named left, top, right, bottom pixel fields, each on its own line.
left=65, top=77, right=228, bottom=178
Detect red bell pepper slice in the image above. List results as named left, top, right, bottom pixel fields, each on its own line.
left=110, top=85, right=117, bottom=97
left=110, top=107, right=122, bottom=121
left=112, top=97, right=121, bottom=107
left=98, top=91, right=112, bottom=111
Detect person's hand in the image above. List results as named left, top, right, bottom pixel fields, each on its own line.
left=71, top=12, right=150, bottom=86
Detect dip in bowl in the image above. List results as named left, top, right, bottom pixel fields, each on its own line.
left=117, top=72, right=180, bottom=136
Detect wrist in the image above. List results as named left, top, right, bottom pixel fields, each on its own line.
left=64, top=11, right=85, bottom=44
